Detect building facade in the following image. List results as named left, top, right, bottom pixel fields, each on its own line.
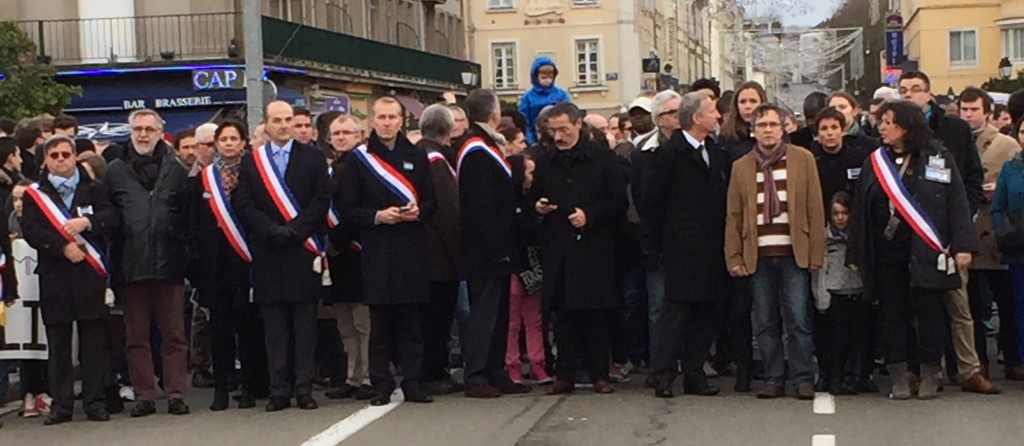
left=466, top=0, right=714, bottom=115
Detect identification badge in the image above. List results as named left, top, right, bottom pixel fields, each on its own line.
left=846, top=168, right=861, bottom=180
left=937, top=253, right=947, bottom=272
left=313, top=257, right=323, bottom=274
left=403, top=161, right=414, bottom=171
left=202, top=192, right=213, bottom=200
left=924, top=166, right=951, bottom=184
left=77, top=205, right=94, bottom=216
left=928, top=155, right=944, bottom=168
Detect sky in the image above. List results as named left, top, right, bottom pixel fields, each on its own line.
left=751, top=0, right=845, bottom=27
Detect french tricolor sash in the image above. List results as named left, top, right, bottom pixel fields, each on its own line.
left=870, top=148, right=945, bottom=252
left=457, top=137, right=512, bottom=179
left=201, top=165, right=252, bottom=263
left=352, top=145, right=419, bottom=204
left=427, top=151, right=456, bottom=178
left=24, top=184, right=111, bottom=278
left=327, top=166, right=342, bottom=228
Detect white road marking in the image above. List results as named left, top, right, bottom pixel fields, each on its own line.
left=811, top=434, right=836, bottom=446
left=301, top=390, right=403, bottom=446
left=813, top=392, right=836, bottom=415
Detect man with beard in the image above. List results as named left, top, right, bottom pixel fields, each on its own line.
left=533, top=102, right=628, bottom=395
left=103, top=109, right=192, bottom=417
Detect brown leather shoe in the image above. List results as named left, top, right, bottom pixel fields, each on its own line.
left=961, top=372, right=1000, bottom=394
left=756, top=383, right=784, bottom=399
left=546, top=380, right=575, bottom=395
left=1006, top=365, right=1024, bottom=381
left=464, top=383, right=502, bottom=399
left=593, top=379, right=614, bottom=394
left=795, top=384, right=815, bottom=400
left=495, top=380, right=531, bottom=395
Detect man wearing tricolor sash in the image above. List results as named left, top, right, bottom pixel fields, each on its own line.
left=21, top=135, right=119, bottom=424
left=234, top=101, right=331, bottom=412
left=337, top=96, right=437, bottom=406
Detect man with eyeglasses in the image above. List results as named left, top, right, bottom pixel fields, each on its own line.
left=724, top=104, right=825, bottom=400
left=897, top=71, right=996, bottom=395
left=102, top=108, right=193, bottom=417
left=190, top=123, right=218, bottom=177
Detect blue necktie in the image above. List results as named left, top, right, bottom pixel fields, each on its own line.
left=274, top=149, right=288, bottom=178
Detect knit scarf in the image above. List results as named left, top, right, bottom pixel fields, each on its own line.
left=754, top=144, right=787, bottom=224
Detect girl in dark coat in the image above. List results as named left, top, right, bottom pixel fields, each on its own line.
left=21, top=135, right=119, bottom=425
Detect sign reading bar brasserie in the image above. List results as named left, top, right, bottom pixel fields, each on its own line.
left=122, top=96, right=216, bottom=110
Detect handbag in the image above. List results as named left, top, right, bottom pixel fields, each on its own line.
left=995, top=208, right=1024, bottom=252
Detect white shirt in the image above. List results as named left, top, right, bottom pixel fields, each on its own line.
left=682, top=130, right=709, bottom=165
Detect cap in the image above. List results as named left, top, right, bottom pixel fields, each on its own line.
left=628, top=97, right=652, bottom=113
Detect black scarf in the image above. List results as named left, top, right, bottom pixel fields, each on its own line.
left=127, top=142, right=166, bottom=191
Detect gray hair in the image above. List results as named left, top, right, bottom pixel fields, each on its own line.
left=465, top=89, right=500, bottom=123
left=42, top=134, right=76, bottom=154
left=195, top=122, right=218, bottom=141
left=448, top=104, right=466, bottom=118
left=420, top=104, right=455, bottom=140
left=651, top=90, right=682, bottom=118
left=128, top=109, right=163, bottom=130
left=679, top=90, right=713, bottom=131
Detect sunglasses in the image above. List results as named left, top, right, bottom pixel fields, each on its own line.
left=48, top=151, right=73, bottom=160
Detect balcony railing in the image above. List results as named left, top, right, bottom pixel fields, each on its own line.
left=14, top=12, right=239, bottom=65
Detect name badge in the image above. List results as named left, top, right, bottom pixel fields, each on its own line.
left=846, top=168, right=861, bottom=180
left=924, top=166, right=951, bottom=184
left=928, top=155, right=944, bottom=168
left=403, top=161, right=414, bottom=171
left=202, top=192, right=213, bottom=200
left=76, top=205, right=94, bottom=216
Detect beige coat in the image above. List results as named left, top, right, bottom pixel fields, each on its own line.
left=724, top=144, right=826, bottom=274
left=974, top=124, right=1021, bottom=270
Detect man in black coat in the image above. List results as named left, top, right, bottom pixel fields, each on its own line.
left=21, top=136, right=119, bottom=424
left=643, top=91, right=729, bottom=398
left=103, top=109, right=192, bottom=417
left=235, top=101, right=330, bottom=411
left=456, top=90, right=530, bottom=398
left=533, top=102, right=628, bottom=395
left=337, top=97, right=437, bottom=406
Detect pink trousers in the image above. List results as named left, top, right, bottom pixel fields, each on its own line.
left=506, top=276, right=549, bottom=378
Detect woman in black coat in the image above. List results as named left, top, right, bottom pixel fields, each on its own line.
left=848, top=101, right=977, bottom=400
left=21, top=135, right=119, bottom=425
left=191, top=121, right=268, bottom=411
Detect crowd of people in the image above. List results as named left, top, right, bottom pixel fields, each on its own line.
left=3, top=61, right=1024, bottom=428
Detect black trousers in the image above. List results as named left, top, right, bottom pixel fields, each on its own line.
left=422, top=281, right=460, bottom=382
left=211, top=301, right=268, bottom=392
left=47, top=319, right=108, bottom=416
left=652, top=300, right=719, bottom=385
left=813, top=310, right=835, bottom=381
left=261, top=302, right=317, bottom=398
left=720, top=277, right=753, bottom=370
left=554, top=309, right=613, bottom=382
left=464, top=277, right=511, bottom=386
left=969, top=270, right=1021, bottom=368
left=829, top=295, right=871, bottom=380
left=876, top=266, right=947, bottom=365
left=369, top=304, right=425, bottom=394
left=20, top=360, right=48, bottom=396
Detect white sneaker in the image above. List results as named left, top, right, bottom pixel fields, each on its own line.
left=21, top=394, right=38, bottom=418
left=119, top=386, right=136, bottom=402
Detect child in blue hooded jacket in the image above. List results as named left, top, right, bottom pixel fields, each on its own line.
left=519, top=55, right=571, bottom=143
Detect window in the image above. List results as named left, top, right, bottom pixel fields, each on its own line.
left=1005, top=27, right=1024, bottom=61
left=488, top=0, right=513, bottom=9
left=573, top=0, right=598, bottom=5
left=491, top=42, right=517, bottom=90
left=949, top=29, right=977, bottom=67
left=575, top=38, right=601, bottom=86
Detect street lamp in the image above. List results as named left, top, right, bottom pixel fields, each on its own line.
left=461, top=71, right=478, bottom=93
left=1000, top=57, right=1013, bottom=79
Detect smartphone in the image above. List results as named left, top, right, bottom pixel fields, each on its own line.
left=399, top=204, right=413, bottom=213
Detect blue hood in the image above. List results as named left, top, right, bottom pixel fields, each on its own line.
left=530, top=55, right=560, bottom=94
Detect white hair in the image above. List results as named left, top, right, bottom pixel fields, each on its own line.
left=196, top=122, right=218, bottom=141
left=873, top=86, right=899, bottom=101
left=651, top=90, right=682, bottom=118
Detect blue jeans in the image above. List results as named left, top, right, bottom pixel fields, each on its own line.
left=619, top=267, right=648, bottom=365
left=750, top=256, right=814, bottom=386
left=646, top=269, right=665, bottom=358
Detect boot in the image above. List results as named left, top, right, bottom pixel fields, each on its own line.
left=918, top=363, right=941, bottom=400
left=210, top=388, right=230, bottom=411
left=886, top=363, right=911, bottom=400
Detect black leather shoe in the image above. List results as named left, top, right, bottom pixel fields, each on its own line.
left=354, top=385, right=375, bottom=401
left=734, top=369, right=752, bottom=393
left=86, top=409, right=111, bottom=422
left=369, top=393, right=391, bottom=406
left=265, top=396, right=291, bottom=412
left=130, top=400, right=157, bottom=418
left=238, top=391, right=257, bottom=409
left=43, top=412, right=72, bottom=426
left=325, top=384, right=356, bottom=400
left=654, top=382, right=674, bottom=398
left=403, top=387, right=434, bottom=403
left=168, top=398, right=190, bottom=415
left=296, top=394, right=318, bottom=410
left=210, top=389, right=230, bottom=411
left=684, top=384, right=720, bottom=396
left=192, top=370, right=215, bottom=389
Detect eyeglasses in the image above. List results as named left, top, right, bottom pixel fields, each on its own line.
left=898, top=86, right=927, bottom=95
left=132, top=126, right=161, bottom=134
left=754, top=122, right=783, bottom=129
left=658, top=109, right=679, bottom=118
left=48, top=151, right=73, bottom=160
left=338, top=130, right=361, bottom=136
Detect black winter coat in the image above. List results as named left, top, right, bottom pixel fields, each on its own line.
left=102, top=142, right=190, bottom=285
left=189, top=163, right=251, bottom=312
left=419, top=137, right=463, bottom=282
left=928, top=104, right=984, bottom=215
left=643, top=131, right=730, bottom=302
left=848, top=142, right=979, bottom=301
left=457, top=124, right=518, bottom=279
left=235, top=141, right=329, bottom=304
left=530, top=135, right=628, bottom=311
left=326, top=152, right=363, bottom=305
left=337, top=131, right=436, bottom=306
left=811, top=140, right=872, bottom=214
left=22, top=167, right=119, bottom=324
left=720, top=134, right=756, bottom=163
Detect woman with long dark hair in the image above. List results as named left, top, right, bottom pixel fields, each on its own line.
left=719, top=81, right=767, bottom=162
left=848, top=100, right=977, bottom=400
